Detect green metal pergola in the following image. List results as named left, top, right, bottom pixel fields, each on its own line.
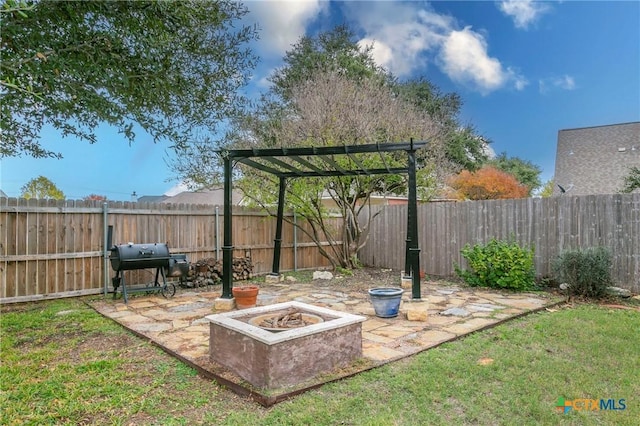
left=217, top=140, right=427, bottom=300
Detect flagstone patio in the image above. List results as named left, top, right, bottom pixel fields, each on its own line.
left=89, top=274, right=561, bottom=405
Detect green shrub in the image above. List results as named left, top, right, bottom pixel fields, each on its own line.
left=552, top=247, right=613, bottom=298
left=455, top=238, right=536, bottom=291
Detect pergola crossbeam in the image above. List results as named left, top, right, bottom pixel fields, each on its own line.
left=289, top=155, right=330, bottom=176
left=237, top=158, right=285, bottom=177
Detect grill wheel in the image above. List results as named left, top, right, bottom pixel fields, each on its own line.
left=161, top=283, right=176, bottom=298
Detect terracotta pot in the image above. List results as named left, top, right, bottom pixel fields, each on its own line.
left=232, top=285, right=259, bottom=309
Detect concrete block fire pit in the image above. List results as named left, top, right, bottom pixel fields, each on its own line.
left=206, top=301, right=366, bottom=389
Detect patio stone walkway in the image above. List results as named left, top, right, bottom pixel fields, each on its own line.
left=89, top=278, right=561, bottom=402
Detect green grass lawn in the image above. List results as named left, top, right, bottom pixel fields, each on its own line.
left=1, top=298, right=638, bottom=425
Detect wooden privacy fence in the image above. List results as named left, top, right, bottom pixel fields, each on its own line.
left=359, top=193, right=640, bottom=293
left=0, top=198, right=336, bottom=303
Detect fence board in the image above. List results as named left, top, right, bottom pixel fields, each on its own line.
left=1, top=199, right=337, bottom=303
left=359, top=193, right=640, bottom=293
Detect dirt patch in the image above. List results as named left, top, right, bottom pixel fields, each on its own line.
left=305, top=267, right=400, bottom=292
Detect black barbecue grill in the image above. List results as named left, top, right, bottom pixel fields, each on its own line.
left=110, top=242, right=186, bottom=303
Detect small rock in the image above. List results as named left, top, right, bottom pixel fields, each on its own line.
left=285, top=276, right=297, bottom=282
left=606, top=286, right=631, bottom=298
left=559, top=283, right=570, bottom=291
left=55, top=310, right=77, bottom=316
left=440, top=307, right=470, bottom=317
left=313, top=271, right=333, bottom=280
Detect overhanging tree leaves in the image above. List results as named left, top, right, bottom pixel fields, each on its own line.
left=1, top=0, right=258, bottom=158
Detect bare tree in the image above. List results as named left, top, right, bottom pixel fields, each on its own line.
left=237, top=71, right=446, bottom=269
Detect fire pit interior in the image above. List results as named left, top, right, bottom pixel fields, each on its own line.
left=206, top=301, right=365, bottom=390
left=247, top=307, right=324, bottom=332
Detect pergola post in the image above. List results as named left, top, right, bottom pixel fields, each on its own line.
left=221, top=154, right=233, bottom=299
left=271, top=176, right=286, bottom=276
left=407, top=141, right=421, bottom=299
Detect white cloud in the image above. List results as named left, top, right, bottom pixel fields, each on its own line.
left=164, top=182, right=189, bottom=196
left=513, top=72, right=529, bottom=91
left=539, top=74, right=577, bottom=93
left=358, top=38, right=394, bottom=70
left=439, top=28, right=504, bottom=93
left=556, top=75, right=576, bottom=90
left=497, top=0, right=551, bottom=29
left=245, top=2, right=530, bottom=95
left=347, top=3, right=451, bottom=77
left=439, top=28, right=527, bottom=94
left=246, top=0, right=327, bottom=56
left=345, top=2, right=526, bottom=94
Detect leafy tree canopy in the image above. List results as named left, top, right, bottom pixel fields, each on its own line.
left=488, top=152, right=542, bottom=195
left=20, top=175, right=64, bottom=199
left=266, top=26, right=488, bottom=172
left=172, top=25, right=488, bottom=268
left=1, top=0, right=258, bottom=159
left=538, top=178, right=555, bottom=198
left=448, top=166, right=529, bottom=200
left=620, top=166, right=640, bottom=193
left=269, top=25, right=385, bottom=100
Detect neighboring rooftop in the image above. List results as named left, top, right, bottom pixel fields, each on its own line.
left=160, top=188, right=245, bottom=205
left=554, top=122, right=640, bottom=196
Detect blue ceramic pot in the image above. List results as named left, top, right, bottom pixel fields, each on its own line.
left=368, top=287, right=404, bottom=318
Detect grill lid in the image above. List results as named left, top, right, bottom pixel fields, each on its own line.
left=110, top=243, right=170, bottom=271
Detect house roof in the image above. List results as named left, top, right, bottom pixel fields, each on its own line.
left=137, top=195, right=169, bottom=203
left=559, top=121, right=640, bottom=132
left=163, top=188, right=244, bottom=205
left=554, top=121, right=640, bottom=195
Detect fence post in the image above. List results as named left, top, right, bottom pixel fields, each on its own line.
left=102, top=202, right=109, bottom=297
left=293, top=209, right=298, bottom=271
left=215, top=205, right=220, bottom=260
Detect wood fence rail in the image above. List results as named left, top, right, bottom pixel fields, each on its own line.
left=358, top=193, right=639, bottom=293
left=0, top=198, right=335, bottom=303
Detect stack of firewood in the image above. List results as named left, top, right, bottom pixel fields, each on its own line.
left=183, top=257, right=253, bottom=288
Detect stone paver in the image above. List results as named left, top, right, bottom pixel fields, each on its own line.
left=362, top=331, right=395, bottom=344
left=414, top=330, right=457, bottom=346
left=370, top=325, right=419, bottom=339
left=89, top=277, right=561, bottom=395
left=362, top=319, right=389, bottom=331
left=363, top=344, right=405, bottom=361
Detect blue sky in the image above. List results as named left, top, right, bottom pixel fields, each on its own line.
left=1, top=0, right=639, bottom=200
